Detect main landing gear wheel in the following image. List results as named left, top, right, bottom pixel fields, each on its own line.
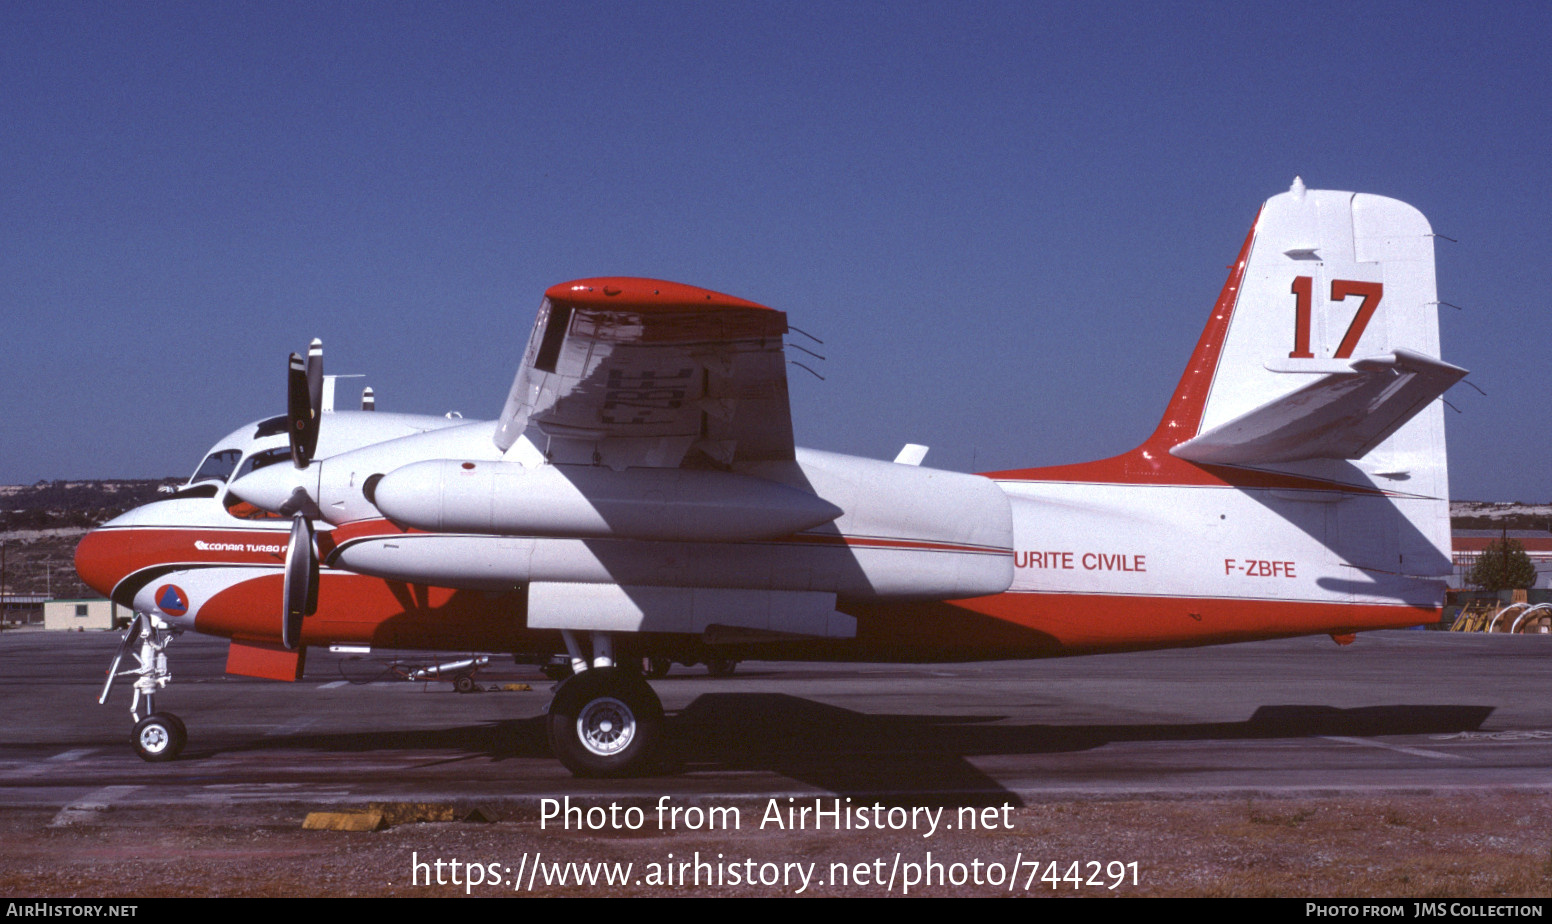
left=131, top=712, right=186, bottom=762
left=547, top=667, right=663, bottom=778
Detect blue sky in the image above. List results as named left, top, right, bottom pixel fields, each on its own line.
left=3, top=1, right=1548, bottom=500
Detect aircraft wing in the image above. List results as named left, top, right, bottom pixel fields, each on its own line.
left=1169, top=349, right=1467, bottom=466
left=493, top=278, right=794, bottom=469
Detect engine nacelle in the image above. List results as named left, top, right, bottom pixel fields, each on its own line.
left=372, top=460, right=844, bottom=542
left=336, top=449, right=1014, bottom=602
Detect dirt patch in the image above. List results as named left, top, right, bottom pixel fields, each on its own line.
left=3, top=792, right=1548, bottom=897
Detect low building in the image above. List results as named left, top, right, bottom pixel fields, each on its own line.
left=42, top=598, right=124, bottom=631
left=1, top=593, right=50, bottom=626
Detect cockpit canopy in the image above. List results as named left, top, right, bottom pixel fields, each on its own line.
left=188, top=416, right=293, bottom=486
left=190, top=448, right=242, bottom=485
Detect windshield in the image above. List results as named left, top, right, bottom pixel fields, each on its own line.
left=190, top=449, right=242, bottom=485
left=233, top=446, right=292, bottom=482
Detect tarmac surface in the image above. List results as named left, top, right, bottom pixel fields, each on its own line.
left=4, top=628, right=1552, bottom=807
left=2, top=628, right=1549, bottom=897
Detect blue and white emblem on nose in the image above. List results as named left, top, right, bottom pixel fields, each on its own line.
left=154, top=584, right=189, bottom=617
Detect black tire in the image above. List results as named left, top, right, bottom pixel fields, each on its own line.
left=547, top=667, right=663, bottom=778
left=642, top=656, right=672, bottom=679
left=541, top=662, right=574, bottom=682
left=453, top=673, right=477, bottom=694
left=705, top=658, right=737, bottom=677
left=132, top=712, right=186, bottom=762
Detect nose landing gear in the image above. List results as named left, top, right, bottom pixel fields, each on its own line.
left=101, top=612, right=187, bottom=762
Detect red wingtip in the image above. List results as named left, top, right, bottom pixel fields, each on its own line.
left=544, top=277, right=774, bottom=312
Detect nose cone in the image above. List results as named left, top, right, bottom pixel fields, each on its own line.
left=75, top=525, right=133, bottom=598
left=229, top=462, right=320, bottom=517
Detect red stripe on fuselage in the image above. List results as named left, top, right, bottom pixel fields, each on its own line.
left=189, top=572, right=1428, bottom=660
left=840, top=590, right=1436, bottom=659
left=75, top=526, right=291, bottom=598
left=197, top=571, right=533, bottom=651
left=324, top=518, right=1008, bottom=558
left=768, top=533, right=1009, bottom=555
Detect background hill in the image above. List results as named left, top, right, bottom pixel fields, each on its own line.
left=1, top=479, right=179, bottom=599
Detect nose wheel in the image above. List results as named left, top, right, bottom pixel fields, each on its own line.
left=131, top=713, right=187, bottom=762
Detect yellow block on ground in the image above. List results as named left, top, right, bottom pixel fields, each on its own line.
left=302, top=811, right=385, bottom=832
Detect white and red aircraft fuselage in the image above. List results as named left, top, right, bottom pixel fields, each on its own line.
left=76, top=181, right=1465, bottom=775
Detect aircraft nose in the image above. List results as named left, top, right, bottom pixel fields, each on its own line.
left=228, top=461, right=320, bottom=517
left=74, top=526, right=134, bottom=598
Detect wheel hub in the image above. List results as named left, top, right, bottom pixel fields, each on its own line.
left=576, top=697, right=635, bottom=756
left=139, top=725, right=169, bottom=753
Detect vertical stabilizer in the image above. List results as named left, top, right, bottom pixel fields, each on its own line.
left=1179, top=186, right=1446, bottom=490
left=988, top=182, right=1458, bottom=499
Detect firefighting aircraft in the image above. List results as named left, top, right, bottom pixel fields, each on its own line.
left=76, top=180, right=1467, bottom=776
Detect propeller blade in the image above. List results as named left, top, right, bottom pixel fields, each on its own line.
left=287, top=351, right=320, bottom=468
left=306, top=338, right=324, bottom=418
left=282, top=514, right=318, bottom=651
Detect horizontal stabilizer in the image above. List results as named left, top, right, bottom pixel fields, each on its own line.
left=1170, top=349, right=1467, bottom=466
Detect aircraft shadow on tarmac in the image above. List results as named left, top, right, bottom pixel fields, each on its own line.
left=223, top=694, right=1493, bottom=804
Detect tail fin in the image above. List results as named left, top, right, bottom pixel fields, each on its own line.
left=1138, top=179, right=1461, bottom=499
left=991, top=180, right=1464, bottom=499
